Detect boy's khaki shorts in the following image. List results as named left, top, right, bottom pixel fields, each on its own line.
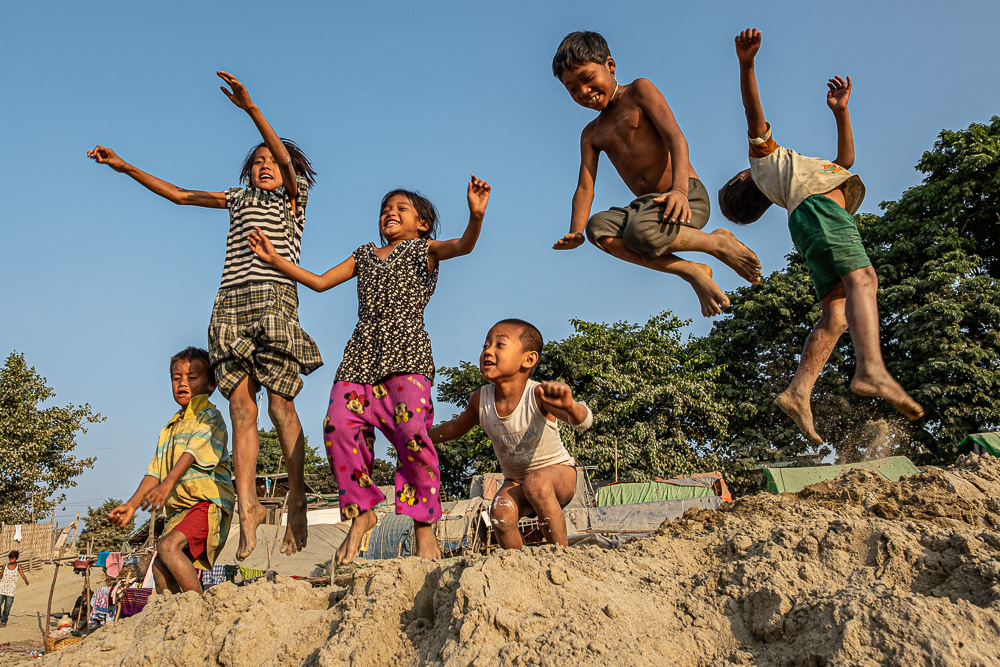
left=585, top=177, right=711, bottom=261
left=788, top=194, right=872, bottom=301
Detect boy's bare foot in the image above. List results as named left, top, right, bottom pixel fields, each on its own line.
left=850, top=373, right=925, bottom=421
left=280, top=493, right=309, bottom=555
left=335, top=510, right=376, bottom=567
left=236, top=502, right=268, bottom=561
left=775, top=389, right=824, bottom=444
left=710, top=228, right=762, bottom=285
left=413, top=522, right=441, bottom=560
left=683, top=263, right=731, bottom=317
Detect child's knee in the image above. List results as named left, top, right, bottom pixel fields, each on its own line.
left=489, top=496, right=518, bottom=527
left=267, top=394, right=297, bottom=428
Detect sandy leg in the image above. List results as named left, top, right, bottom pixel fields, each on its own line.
left=775, top=389, right=824, bottom=444
left=236, top=502, right=268, bottom=561
left=708, top=228, right=762, bottom=285
left=280, top=493, right=309, bottom=555
left=413, top=521, right=441, bottom=560
left=335, top=510, right=377, bottom=567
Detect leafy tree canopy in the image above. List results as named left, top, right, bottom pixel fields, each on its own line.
left=78, top=498, right=134, bottom=553
left=0, top=352, right=100, bottom=523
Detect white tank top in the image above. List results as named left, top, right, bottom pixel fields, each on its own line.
left=0, top=564, right=18, bottom=596
left=479, top=380, right=575, bottom=483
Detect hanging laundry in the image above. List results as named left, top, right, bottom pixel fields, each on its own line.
left=141, top=552, right=157, bottom=589
left=105, top=552, right=123, bottom=578
left=120, top=588, right=153, bottom=617
left=88, top=587, right=114, bottom=626
left=13, top=525, right=21, bottom=542
left=94, top=552, right=110, bottom=567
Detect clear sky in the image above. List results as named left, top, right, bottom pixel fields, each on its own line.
left=3, top=1, right=997, bottom=529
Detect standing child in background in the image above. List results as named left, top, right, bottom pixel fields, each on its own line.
left=551, top=31, right=762, bottom=317
left=89, top=71, right=321, bottom=561
left=109, top=347, right=235, bottom=594
left=717, top=28, right=924, bottom=443
left=248, top=177, right=491, bottom=565
left=429, top=319, right=592, bottom=549
left=0, top=550, right=30, bottom=628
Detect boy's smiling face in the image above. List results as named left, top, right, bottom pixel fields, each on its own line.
left=171, top=359, right=215, bottom=408
left=560, top=58, right=617, bottom=111
left=250, top=146, right=283, bottom=191
left=480, top=324, right=536, bottom=382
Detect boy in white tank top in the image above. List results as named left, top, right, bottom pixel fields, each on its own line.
left=429, top=319, right=592, bottom=548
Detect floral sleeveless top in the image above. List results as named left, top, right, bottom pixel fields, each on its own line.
left=334, top=238, right=439, bottom=385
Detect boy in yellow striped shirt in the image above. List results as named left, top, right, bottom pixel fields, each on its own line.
left=110, top=347, right=235, bottom=594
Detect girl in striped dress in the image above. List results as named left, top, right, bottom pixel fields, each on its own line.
left=88, top=71, right=320, bottom=562
left=248, top=176, right=491, bottom=565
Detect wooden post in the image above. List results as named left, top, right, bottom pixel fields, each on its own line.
left=49, top=509, right=57, bottom=560
left=43, top=531, right=73, bottom=641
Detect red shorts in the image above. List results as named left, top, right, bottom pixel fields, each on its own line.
left=171, top=501, right=210, bottom=561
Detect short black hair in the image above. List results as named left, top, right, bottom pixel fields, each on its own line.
left=169, top=347, right=214, bottom=382
left=378, top=189, right=439, bottom=244
left=8, top=550, right=18, bottom=560
left=717, top=172, right=773, bottom=225
left=494, top=319, right=543, bottom=357
left=239, top=139, right=317, bottom=189
left=552, top=31, right=612, bottom=79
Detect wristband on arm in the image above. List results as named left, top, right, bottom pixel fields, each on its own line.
left=572, top=402, right=594, bottom=431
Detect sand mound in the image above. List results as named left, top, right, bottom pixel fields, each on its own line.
left=33, top=455, right=1000, bottom=666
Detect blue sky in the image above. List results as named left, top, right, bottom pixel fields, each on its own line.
left=3, top=1, right=997, bottom=529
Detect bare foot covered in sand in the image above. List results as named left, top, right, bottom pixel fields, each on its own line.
left=710, top=228, right=762, bottom=285
left=683, top=263, right=731, bottom=317
left=280, top=493, right=309, bottom=555
left=335, top=510, right=377, bottom=567
left=236, top=502, right=268, bottom=561
left=775, top=389, right=824, bottom=444
left=413, top=522, right=441, bottom=560
left=850, top=373, right=925, bottom=421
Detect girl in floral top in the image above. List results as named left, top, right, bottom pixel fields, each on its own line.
left=249, top=175, right=490, bottom=564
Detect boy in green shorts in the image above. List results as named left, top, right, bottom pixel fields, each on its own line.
left=717, top=28, right=923, bottom=443
left=551, top=31, right=762, bottom=318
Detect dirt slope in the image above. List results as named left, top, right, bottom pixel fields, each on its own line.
left=30, top=454, right=1000, bottom=666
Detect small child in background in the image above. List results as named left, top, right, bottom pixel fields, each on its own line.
left=249, top=176, right=491, bottom=565
left=109, top=347, right=235, bottom=594
left=717, top=28, right=924, bottom=443
left=89, top=71, right=321, bottom=561
left=551, top=31, right=762, bottom=317
left=0, top=550, right=30, bottom=628
left=429, top=319, right=592, bottom=549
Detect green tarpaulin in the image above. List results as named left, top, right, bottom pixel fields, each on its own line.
left=597, top=481, right=715, bottom=506
left=763, top=456, right=920, bottom=494
left=958, top=433, right=1000, bottom=457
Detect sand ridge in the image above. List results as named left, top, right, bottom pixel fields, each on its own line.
left=28, top=454, right=1000, bottom=666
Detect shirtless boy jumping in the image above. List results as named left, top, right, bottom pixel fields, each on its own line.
left=552, top=31, right=762, bottom=316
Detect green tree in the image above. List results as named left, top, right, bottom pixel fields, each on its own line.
left=78, top=498, right=134, bottom=553
left=255, top=427, right=338, bottom=494
left=0, top=352, right=100, bottom=523
left=435, top=313, right=731, bottom=494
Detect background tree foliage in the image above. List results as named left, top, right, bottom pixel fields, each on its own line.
left=0, top=352, right=100, bottom=523
left=78, top=498, right=134, bottom=552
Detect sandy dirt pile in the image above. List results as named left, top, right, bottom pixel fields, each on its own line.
left=30, top=454, right=1000, bottom=666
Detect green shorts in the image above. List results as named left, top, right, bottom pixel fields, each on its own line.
left=585, top=178, right=711, bottom=262
left=788, top=195, right=872, bottom=301
left=208, top=281, right=323, bottom=399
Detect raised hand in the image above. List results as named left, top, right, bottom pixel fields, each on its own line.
left=107, top=503, right=135, bottom=528
left=218, top=70, right=255, bottom=112
left=735, top=28, right=762, bottom=64
left=651, top=189, right=692, bottom=224
left=538, top=381, right=576, bottom=411
left=247, top=226, right=278, bottom=263
left=87, top=145, right=127, bottom=172
left=553, top=232, right=585, bottom=250
left=826, top=75, right=852, bottom=113
left=467, top=175, right=491, bottom=218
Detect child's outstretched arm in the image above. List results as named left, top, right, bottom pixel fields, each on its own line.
left=109, top=451, right=198, bottom=528
left=428, top=390, right=482, bottom=444
left=534, top=381, right=592, bottom=429
left=554, top=131, right=599, bottom=250
left=735, top=28, right=768, bottom=140
left=827, top=75, right=855, bottom=168
left=218, top=71, right=300, bottom=208
left=428, top=176, right=491, bottom=261
left=248, top=227, right=357, bottom=292
left=87, top=146, right=227, bottom=208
